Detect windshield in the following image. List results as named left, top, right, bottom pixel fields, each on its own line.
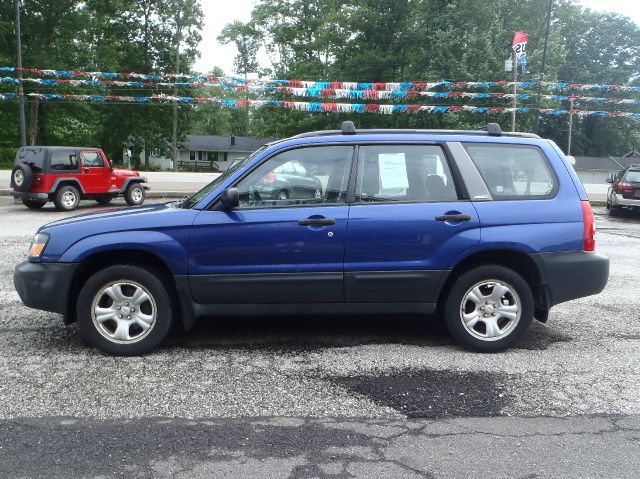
left=178, top=145, right=267, bottom=209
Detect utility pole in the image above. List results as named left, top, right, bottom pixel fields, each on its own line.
left=171, top=11, right=182, bottom=173
left=567, top=97, right=574, bottom=155
left=14, top=0, right=27, bottom=146
left=534, top=0, right=553, bottom=134
left=511, top=49, right=518, bottom=132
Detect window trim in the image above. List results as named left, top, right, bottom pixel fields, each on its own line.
left=351, top=142, right=465, bottom=206
left=209, top=143, right=356, bottom=211
left=462, top=142, right=559, bottom=201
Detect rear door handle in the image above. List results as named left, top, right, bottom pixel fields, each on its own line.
left=298, top=217, right=336, bottom=226
left=435, top=213, right=471, bottom=222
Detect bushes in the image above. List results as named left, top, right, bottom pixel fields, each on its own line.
left=0, top=147, right=16, bottom=169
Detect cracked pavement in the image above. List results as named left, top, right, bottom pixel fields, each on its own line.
left=1, top=198, right=639, bottom=477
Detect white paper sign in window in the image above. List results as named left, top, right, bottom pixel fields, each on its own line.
left=378, top=153, right=409, bottom=189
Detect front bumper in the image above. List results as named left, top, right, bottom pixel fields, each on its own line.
left=10, top=191, right=48, bottom=200
left=531, top=251, right=609, bottom=307
left=14, top=261, right=79, bottom=315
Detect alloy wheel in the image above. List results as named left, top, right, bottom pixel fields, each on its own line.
left=459, top=279, right=521, bottom=341
left=91, top=280, right=157, bottom=344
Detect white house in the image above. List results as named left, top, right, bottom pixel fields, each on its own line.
left=126, top=135, right=278, bottom=171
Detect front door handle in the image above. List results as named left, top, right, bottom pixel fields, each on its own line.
left=435, top=213, right=471, bottom=222
left=298, top=217, right=336, bottom=226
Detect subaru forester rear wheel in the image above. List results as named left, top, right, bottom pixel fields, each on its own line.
left=77, top=264, right=172, bottom=355
left=444, top=265, right=534, bottom=352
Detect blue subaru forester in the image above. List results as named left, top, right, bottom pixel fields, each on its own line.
left=14, top=122, right=609, bottom=355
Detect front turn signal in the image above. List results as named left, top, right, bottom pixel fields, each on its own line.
left=28, top=233, right=50, bottom=259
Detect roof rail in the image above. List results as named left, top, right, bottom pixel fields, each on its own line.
left=291, top=123, right=539, bottom=139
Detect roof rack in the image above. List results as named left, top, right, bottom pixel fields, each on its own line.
left=291, top=122, right=540, bottom=139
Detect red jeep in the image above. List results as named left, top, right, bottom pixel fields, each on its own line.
left=10, top=146, right=149, bottom=211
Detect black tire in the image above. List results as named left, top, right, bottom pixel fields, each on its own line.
left=95, top=195, right=113, bottom=205
left=11, top=164, right=34, bottom=192
left=76, top=264, right=173, bottom=356
left=444, top=265, right=534, bottom=352
left=124, top=183, right=145, bottom=206
left=53, top=185, right=80, bottom=211
left=21, top=199, right=46, bottom=209
left=277, top=189, right=289, bottom=200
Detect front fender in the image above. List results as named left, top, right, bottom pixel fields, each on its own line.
left=58, top=230, right=189, bottom=274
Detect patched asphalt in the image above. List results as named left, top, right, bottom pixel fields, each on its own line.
left=1, top=198, right=640, bottom=477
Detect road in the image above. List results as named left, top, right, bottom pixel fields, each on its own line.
left=0, top=169, right=609, bottom=200
left=0, top=198, right=639, bottom=477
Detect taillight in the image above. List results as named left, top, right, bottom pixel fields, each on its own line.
left=614, top=181, right=633, bottom=193
left=581, top=200, right=595, bottom=252
left=262, top=172, right=276, bottom=184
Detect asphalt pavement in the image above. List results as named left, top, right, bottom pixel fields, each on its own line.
left=0, top=198, right=639, bottom=478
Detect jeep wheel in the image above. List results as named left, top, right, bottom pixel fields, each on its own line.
left=124, top=183, right=145, bottom=206
left=21, top=199, right=46, bottom=209
left=76, top=264, right=173, bottom=355
left=53, top=185, right=80, bottom=211
left=95, top=195, right=113, bottom=205
left=444, top=265, right=534, bottom=352
left=11, top=164, right=34, bottom=192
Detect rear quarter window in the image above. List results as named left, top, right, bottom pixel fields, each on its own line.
left=463, top=143, right=557, bottom=200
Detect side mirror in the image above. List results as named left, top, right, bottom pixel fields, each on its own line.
left=566, top=155, right=576, bottom=166
left=606, top=176, right=614, bottom=183
left=220, top=187, right=239, bottom=210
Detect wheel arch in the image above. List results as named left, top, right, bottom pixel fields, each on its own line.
left=438, top=248, right=548, bottom=322
left=49, top=178, right=85, bottom=195
left=66, top=249, right=184, bottom=328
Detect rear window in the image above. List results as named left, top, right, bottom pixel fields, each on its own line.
left=624, top=170, right=640, bottom=183
left=463, top=143, right=557, bottom=200
left=15, top=148, right=45, bottom=172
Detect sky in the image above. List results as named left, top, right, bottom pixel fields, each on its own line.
left=193, top=0, right=640, bottom=76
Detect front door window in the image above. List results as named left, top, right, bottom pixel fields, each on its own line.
left=235, top=145, right=353, bottom=208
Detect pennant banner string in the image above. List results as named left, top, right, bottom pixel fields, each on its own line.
left=2, top=77, right=639, bottom=105
left=0, top=92, right=638, bottom=118
left=1, top=66, right=638, bottom=93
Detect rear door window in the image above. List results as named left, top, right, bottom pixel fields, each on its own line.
left=354, top=144, right=458, bottom=203
left=49, top=149, right=79, bottom=171
left=463, top=143, right=557, bottom=200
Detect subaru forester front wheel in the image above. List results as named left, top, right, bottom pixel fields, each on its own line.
left=444, top=265, right=534, bottom=352
left=76, top=264, right=173, bottom=355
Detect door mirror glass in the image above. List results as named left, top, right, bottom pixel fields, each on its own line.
left=220, top=187, right=240, bottom=210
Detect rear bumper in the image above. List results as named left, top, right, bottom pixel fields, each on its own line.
left=531, top=251, right=609, bottom=307
left=612, top=193, right=640, bottom=207
left=14, top=261, right=79, bottom=315
left=10, top=191, right=48, bottom=200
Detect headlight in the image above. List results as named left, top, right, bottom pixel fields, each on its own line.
left=28, top=233, right=50, bottom=258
